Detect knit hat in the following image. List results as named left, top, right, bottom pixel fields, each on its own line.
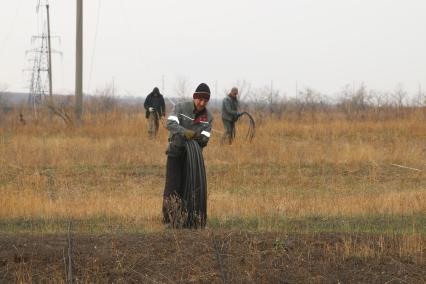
left=193, top=83, right=210, bottom=101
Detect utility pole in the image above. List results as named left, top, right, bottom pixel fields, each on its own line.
left=75, top=0, right=83, bottom=121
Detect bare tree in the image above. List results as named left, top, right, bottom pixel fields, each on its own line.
left=338, top=83, right=371, bottom=120
left=46, top=94, right=73, bottom=120
left=393, top=83, right=407, bottom=108
left=412, top=85, right=426, bottom=107
left=297, top=87, right=323, bottom=122
left=175, top=76, right=190, bottom=101
left=92, top=82, right=118, bottom=113
left=266, top=84, right=282, bottom=115
left=391, top=83, right=409, bottom=118
left=244, top=86, right=267, bottom=124
left=0, top=83, right=9, bottom=107
left=249, top=85, right=284, bottom=117
left=370, top=90, right=387, bottom=108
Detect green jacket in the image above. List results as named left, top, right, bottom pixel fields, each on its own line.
left=222, top=95, right=239, bottom=121
left=166, top=101, right=214, bottom=156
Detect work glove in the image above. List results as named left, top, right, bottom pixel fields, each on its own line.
left=184, top=129, right=196, bottom=140
left=149, top=107, right=154, bottom=112
left=194, top=132, right=208, bottom=147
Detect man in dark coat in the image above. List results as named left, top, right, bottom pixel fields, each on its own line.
left=162, top=83, right=213, bottom=225
left=144, top=87, right=166, bottom=137
left=221, top=87, right=242, bottom=144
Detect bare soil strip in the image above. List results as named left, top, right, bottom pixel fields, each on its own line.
left=0, top=231, right=424, bottom=283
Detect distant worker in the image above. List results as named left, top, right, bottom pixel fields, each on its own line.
left=163, top=83, right=213, bottom=227
left=144, top=87, right=166, bottom=138
left=19, top=113, right=26, bottom=125
left=221, top=87, right=242, bottom=144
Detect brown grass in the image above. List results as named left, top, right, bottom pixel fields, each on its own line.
left=0, top=109, right=425, bottom=233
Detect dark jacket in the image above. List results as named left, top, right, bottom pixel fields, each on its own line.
left=222, top=95, right=239, bottom=121
left=166, top=101, right=214, bottom=157
left=144, top=88, right=166, bottom=118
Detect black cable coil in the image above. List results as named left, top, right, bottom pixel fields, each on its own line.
left=182, top=140, right=207, bottom=228
left=239, top=111, right=256, bottom=142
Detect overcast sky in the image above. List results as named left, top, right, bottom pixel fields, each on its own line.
left=1, top=0, right=425, bottom=99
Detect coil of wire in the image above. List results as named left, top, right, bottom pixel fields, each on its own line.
left=182, top=140, right=207, bottom=228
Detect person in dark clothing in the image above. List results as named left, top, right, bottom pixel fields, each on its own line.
left=144, top=87, right=166, bottom=138
left=221, top=87, right=242, bottom=144
left=162, top=83, right=213, bottom=225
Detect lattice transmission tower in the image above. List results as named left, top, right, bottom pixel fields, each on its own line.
left=25, top=0, right=61, bottom=116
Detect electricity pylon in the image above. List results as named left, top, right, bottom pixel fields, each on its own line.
left=25, top=0, right=61, bottom=117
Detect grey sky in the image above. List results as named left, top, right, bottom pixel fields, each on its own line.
left=1, top=0, right=425, bottom=99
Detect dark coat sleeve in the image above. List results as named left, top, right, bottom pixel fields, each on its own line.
left=144, top=94, right=152, bottom=110
left=166, top=104, right=187, bottom=136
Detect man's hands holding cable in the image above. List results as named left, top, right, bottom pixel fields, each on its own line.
left=183, top=129, right=203, bottom=140
left=184, top=129, right=208, bottom=147
left=234, top=112, right=243, bottom=122
left=184, top=129, right=196, bottom=140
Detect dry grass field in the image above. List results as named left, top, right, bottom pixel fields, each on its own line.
left=1, top=109, right=425, bottom=233
left=0, top=108, right=425, bottom=282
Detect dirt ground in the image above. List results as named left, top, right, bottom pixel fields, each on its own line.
left=0, top=231, right=424, bottom=283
